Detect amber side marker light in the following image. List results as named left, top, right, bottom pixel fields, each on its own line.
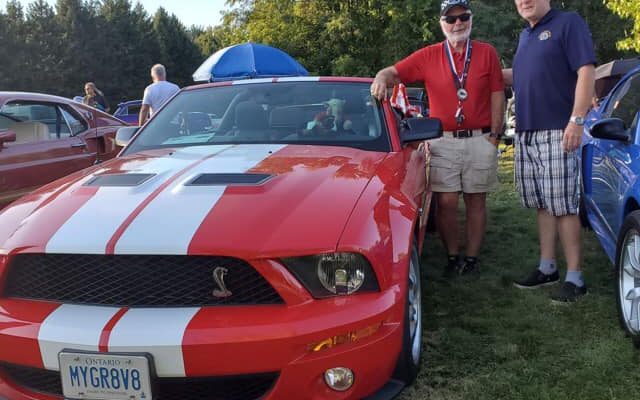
left=309, top=322, right=382, bottom=352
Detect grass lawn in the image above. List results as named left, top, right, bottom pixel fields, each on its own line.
left=399, top=146, right=640, bottom=400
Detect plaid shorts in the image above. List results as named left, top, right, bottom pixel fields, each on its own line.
left=514, top=129, right=579, bottom=217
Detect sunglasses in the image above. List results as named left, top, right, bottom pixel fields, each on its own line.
left=441, top=13, right=472, bottom=24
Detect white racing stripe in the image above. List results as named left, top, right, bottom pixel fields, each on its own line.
left=114, top=144, right=285, bottom=254
left=107, top=308, right=200, bottom=377
left=45, top=147, right=226, bottom=254
left=38, top=305, right=121, bottom=371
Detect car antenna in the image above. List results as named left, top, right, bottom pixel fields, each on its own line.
left=92, top=107, right=102, bottom=165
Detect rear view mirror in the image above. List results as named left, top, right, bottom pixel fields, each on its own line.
left=400, top=118, right=442, bottom=143
left=115, top=127, right=139, bottom=147
left=0, top=130, right=16, bottom=150
left=590, top=118, right=630, bottom=142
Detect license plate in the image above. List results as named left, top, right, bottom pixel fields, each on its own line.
left=59, top=350, right=153, bottom=400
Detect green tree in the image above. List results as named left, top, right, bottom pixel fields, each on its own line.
left=0, top=1, right=28, bottom=90
left=152, top=7, right=205, bottom=87
left=54, top=0, right=101, bottom=97
left=98, top=0, right=159, bottom=101
left=605, top=0, right=640, bottom=52
left=214, top=0, right=441, bottom=77
left=555, top=0, right=634, bottom=63
left=193, top=26, right=224, bottom=56
left=24, top=0, right=63, bottom=93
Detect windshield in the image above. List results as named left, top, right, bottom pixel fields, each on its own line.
left=123, top=81, right=390, bottom=155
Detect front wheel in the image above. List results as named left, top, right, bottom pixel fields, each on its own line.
left=393, top=241, right=423, bottom=384
left=615, top=210, right=640, bottom=348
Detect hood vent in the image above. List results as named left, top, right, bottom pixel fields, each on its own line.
left=84, top=173, right=156, bottom=187
left=188, top=173, right=273, bottom=186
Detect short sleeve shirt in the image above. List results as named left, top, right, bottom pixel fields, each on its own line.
left=394, top=40, right=504, bottom=131
left=142, top=81, right=180, bottom=115
left=512, top=9, right=596, bottom=131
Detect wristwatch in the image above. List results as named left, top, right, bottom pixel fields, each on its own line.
left=489, top=132, right=502, bottom=139
left=570, top=115, right=585, bottom=126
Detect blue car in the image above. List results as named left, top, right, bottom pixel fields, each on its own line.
left=113, top=99, right=142, bottom=126
left=581, top=65, right=640, bottom=346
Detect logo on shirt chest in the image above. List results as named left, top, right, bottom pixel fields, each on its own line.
left=538, top=30, right=552, bottom=41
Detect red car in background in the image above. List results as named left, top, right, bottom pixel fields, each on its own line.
left=0, top=92, right=128, bottom=208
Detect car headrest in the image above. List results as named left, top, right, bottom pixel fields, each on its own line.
left=235, top=101, right=267, bottom=130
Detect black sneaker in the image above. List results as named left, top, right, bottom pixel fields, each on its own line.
left=513, top=269, right=559, bottom=289
left=457, top=256, right=479, bottom=275
left=443, top=255, right=461, bottom=278
left=551, top=281, right=588, bottom=303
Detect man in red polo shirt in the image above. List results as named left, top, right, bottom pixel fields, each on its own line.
left=370, top=0, right=505, bottom=276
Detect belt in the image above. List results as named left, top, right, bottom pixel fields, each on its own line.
left=443, top=127, right=491, bottom=138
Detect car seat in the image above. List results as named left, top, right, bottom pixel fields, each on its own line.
left=233, top=101, right=269, bottom=140
left=10, top=121, right=50, bottom=143
left=185, top=112, right=211, bottom=133
left=341, top=96, right=368, bottom=135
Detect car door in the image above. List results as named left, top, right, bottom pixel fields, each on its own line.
left=0, top=101, right=95, bottom=207
left=590, top=72, right=640, bottom=236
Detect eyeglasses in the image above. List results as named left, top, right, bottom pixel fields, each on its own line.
left=441, top=13, right=472, bottom=24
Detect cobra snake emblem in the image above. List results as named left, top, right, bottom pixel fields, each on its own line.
left=212, top=267, right=233, bottom=298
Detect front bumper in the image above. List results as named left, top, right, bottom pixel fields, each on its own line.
left=0, top=284, right=405, bottom=400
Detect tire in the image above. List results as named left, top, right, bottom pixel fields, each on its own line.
left=614, top=210, right=640, bottom=348
left=393, top=240, right=423, bottom=384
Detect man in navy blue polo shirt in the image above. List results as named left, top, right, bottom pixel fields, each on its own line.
left=503, top=0, right=595, bottom=302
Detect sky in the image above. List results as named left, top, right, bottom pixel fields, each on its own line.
left=0, top=0, right=228, bottom=28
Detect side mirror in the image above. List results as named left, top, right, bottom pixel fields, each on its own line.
left=590, top=118, right=630, bottom=142
left=115, top=126, right=139, bottom=147
left=400, top=117, right=442, bottom=144
left=0, top=130, right=16, bottom=150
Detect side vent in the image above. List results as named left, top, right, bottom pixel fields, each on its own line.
left=84, top=174, right=156, bottom=187
left=188, top=173, right=273, bottom=186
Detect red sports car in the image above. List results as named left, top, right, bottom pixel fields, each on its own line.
left=0, top=92, right=127, bottom=208
left=0, top=78, right=440, bottom=400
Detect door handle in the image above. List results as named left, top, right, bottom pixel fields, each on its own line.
left=71, top=143, right=87, bottom=148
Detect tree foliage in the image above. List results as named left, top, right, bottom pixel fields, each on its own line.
left=0, top=0, right=637, bottom=105
left=0, top=0, right=203, bottom=102
left=605, top=0, right=640, bottom=52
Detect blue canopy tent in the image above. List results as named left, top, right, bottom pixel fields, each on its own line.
left=192, top=42, right=309, bottom=82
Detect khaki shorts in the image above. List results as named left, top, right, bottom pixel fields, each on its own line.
left=428, top=133, right=498, bottom=193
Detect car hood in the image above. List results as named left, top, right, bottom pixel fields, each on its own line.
left=0, top=144, right=387, bottom=258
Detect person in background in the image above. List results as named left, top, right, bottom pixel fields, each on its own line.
left=370, top=0, right=505, bottom=276
left=83, top=82, right=110, bottom=113
left=139, top=64, right=180, bottom=124
left=504, top=0, right=596, bottom=302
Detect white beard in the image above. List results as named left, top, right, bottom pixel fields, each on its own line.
left=442, top=19, right=473, bottom=44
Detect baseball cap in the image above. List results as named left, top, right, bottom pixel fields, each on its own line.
left=440, top=0, right=471, bottom=16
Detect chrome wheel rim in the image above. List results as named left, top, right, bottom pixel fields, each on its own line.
left=619, top=228, right=640, bottom=334
left=408, top=252, right=422, bottom=363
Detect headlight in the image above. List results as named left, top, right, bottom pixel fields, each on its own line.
left=281, top=253, right=379, bottom=298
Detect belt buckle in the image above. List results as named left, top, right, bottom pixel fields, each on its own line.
left=454, top=130, right=470, bottom=138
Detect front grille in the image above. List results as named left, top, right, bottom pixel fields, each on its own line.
left=1, top=363, right=61, bottom=395
left=1, top=363, right=279, bottom=400
left=4, top=254, right=284, bottom=306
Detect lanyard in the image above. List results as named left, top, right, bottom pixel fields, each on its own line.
left=444, top=39, right=472, bottom=126
left=444, top=39, right=472, bottom=101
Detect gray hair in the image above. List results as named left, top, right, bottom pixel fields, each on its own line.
left=151, top=64, right=167, bottom=79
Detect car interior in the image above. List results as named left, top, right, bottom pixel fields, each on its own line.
left=9, top=121, right=50, bottom=143
left=127, top=83, right=392, bottom=154
left=0, top=102, right=88, bottom=144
